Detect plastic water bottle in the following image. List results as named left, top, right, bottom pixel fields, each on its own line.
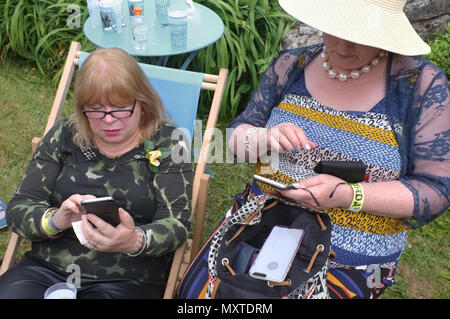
left=132, top=7, right=147, bottom=50
left=128, top=0, right=145, bottom=17
left=112, top=0, right=123, bottom=33
left=186, top=0, right=200, bottom=42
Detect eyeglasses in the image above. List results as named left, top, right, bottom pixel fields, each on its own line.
left=82, top=99, right=136, bottom=119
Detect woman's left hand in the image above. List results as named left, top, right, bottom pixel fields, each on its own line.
left=280, top=174, right=353, bottom=211
left=81, top=208, right=138, bottom=253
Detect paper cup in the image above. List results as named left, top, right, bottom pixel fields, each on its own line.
left=99, top=0, right=118, bottom=32
left=44, top=283, right=77, bottom=299
left=156, top=0, right=171, bottom=24
left=168, top=6, right=188, bottom=48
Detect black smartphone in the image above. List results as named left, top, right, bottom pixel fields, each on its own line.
left=253, top=174, right=297, bottom=190
left=80, top=196, right=121, bottom=227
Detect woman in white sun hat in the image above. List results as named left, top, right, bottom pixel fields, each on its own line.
left=228, top=0, right=449, bottom=298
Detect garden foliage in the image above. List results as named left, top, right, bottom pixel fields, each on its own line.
left=0, top=0, right=295, bottom=121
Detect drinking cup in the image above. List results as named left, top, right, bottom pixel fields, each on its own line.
left=168, top=6, right=188, bottom=48
left=156, top=0, right=171, bottom=25
left=44, top=283, right=77, bottom=299
left=100, top=0, right=118, bottom=32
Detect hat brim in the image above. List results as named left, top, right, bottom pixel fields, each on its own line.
left=279, top=0, right=430, bottom=56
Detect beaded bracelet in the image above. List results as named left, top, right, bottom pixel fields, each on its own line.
left=126, top=227, right=147, bottom=257
left=348, top=183, right=364, bottom=212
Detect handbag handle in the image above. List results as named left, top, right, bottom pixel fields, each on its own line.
left=225, top=200, right=279, bottom=247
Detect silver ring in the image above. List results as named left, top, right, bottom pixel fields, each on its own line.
left=90, top=242, right=97, bottom=249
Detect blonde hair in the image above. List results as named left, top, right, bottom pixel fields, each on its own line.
left=70, top=47, right=165, bottom=148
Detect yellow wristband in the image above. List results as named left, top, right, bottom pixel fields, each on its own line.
left=348, top=183, right=364, bottom=212
left=41, top=208, right=60, bottom=237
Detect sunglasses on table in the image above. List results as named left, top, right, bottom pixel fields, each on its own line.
left=82, top=99, right=136, bottom=119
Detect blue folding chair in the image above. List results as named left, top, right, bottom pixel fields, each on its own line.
left=0, top=200, right=7, bottom=230
left=0, top=41, right=228, bottom=298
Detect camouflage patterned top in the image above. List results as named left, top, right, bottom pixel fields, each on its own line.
left=6, top=119, right=193, bottom=287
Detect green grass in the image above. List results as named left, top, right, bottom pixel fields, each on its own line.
left=0, top=59, right=448, bottom=299
left=385, top=215, right=449, bottom=299
left=0, top=63, right=53, bottom=199
left=0, top=59, right=73, bottom=257
left=201, top=162, right=255, bottom=243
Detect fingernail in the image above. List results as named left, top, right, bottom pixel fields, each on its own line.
left=291, top=148, right=297, bottom=154
left=304, top=143, right=311, bottom=150
left=297, top=145, right=303, bottom=152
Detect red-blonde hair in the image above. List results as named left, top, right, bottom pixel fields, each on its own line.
left=70, top=47, right=165, bottom=148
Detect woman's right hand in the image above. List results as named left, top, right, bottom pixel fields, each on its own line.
left=231, top=123, right=317, bottom=162
left=267, top=122, right=317, bottom=153
left=51, top=194, right=96, bottom=230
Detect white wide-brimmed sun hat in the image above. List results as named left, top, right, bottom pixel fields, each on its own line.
left=278, top=0, right=430, bottom=56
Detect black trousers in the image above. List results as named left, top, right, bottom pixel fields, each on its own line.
left=0, top=254, right=163, bottom=299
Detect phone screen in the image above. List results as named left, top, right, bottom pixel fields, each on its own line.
left=249, top=226, right=305, bottom=282
left=81, top=196, right=121, bottom=227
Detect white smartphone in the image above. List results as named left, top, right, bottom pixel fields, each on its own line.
left=249, top=226, right=305, bottom=282
left=253, top=174, right=297, bottom=190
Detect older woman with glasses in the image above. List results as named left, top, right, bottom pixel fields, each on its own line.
left=0, top=48, right=193, bottom=298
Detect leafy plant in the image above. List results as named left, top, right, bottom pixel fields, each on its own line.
left=0, top=0, right=95, bottom=75
left=0, top=0, right=295, bottom=122
left=192, top=0, right=295, bottom=121
left=425, top=23, right=450, bottom=78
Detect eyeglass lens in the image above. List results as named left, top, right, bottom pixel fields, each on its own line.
left=83, top=100, right=136, bottom=119
left=83, top=110, right=133, bottom=119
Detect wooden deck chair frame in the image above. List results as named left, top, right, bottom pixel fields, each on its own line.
left=0, top=41, right=228, bottom=299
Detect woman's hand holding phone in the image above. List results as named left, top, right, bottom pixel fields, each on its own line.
left=81, top=207, right=138, bottom=253
left=255, top=174, right=353, bottom=211
left=51, top=194, right=140, bottom=253
left=280, top=174, right=353, bottom=211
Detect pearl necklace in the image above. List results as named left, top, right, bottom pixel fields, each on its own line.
left=320, top=48, right=387, bottom=81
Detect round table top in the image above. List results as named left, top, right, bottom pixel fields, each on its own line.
left=83, top=0, right=224, bottom=57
